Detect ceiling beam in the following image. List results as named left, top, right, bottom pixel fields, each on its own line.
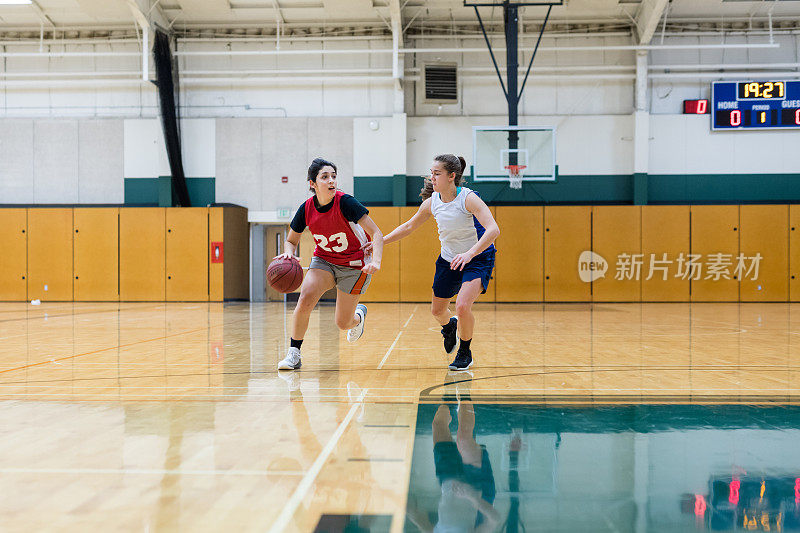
left=126, top=0, right=170, bottom=30
left=635, top=0, right=669, bottom=45
left=30, top=0, right=55, bottom=28
left=271, top=0, right=285, bottom=24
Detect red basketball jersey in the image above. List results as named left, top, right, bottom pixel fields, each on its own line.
left=304, top=191, right=370, bottom=269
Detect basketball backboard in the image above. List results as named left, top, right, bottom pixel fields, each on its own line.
left=472, top=125, right=556, bottom=184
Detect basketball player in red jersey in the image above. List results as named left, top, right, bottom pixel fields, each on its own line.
left=276, top=158, right=383, bottom=370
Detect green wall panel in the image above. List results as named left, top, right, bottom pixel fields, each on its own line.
left=355, top=174, right=800, bottom=206
left=124, top=178, right=216, bottom=207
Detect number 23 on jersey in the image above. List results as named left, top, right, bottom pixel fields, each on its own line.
left=313, top=232, right=348, bottom=253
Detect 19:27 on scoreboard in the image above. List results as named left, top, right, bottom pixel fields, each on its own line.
left=712, top=80, right=800, bottom=130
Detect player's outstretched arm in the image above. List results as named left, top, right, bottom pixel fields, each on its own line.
left=274, top=229, right=302, bottom=260
left=360, top=198, right=432, bottom=255
left=357, top=214, right=383, bottom=274
left=385, top=198, right=433, bottom=244
left=450, top=193, right=500, bottom=271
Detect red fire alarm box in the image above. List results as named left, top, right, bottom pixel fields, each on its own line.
left=281, top=176, right=288, bottom=183
left=211, top=242, right=224, bottom=263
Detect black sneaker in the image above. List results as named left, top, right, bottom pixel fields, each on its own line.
left=441, top=316, right=458, bottom=354
left=448, top=349, right=473, bottom=371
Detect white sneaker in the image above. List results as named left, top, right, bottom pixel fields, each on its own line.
left=347, top=304, right=368, bottom=343
left=278, top=371, right=300, bottom=391
left=277, top=347, right=302, bottom=370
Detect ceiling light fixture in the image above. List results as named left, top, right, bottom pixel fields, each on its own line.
left=0, top=0, right=33, bottom=4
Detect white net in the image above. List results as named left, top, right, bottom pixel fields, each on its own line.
left=506, top=165, right=525, bottom=189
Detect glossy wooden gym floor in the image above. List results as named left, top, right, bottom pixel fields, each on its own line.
left=1, top=301, right=799, bottom=531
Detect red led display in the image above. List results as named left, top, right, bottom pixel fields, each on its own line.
left=694, top=495, right=707, bottom=516
left=684, top=99, right=709, bottom=114
left=729, top=480, right=740, bottom=505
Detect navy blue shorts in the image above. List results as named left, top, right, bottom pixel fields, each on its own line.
left=432, top=249, right=495, bottom=299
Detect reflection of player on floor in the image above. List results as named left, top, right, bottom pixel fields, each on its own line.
left=276, top=158, right=383, bottom=370
left=407, top=398, right=499, bottom=533
left=365, top=154, right=499, bottom=370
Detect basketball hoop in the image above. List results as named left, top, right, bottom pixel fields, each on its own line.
left=504, top=165, right=525, bottom=189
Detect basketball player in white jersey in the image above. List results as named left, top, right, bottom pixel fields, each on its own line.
left=365, top=154, right=499, bottom=370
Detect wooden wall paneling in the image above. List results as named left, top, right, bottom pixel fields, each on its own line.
left=120, top=208, right=165, bottom=301
left=544, top=206, right=591, bottom=302
left=641, top=206, right=690, bottom=302
left=74, top=208, right=119, bottom=301
left=0, top=209, right=27, bottom=301
left=399, top=206, right=440, bottom=302
left=690, top=205, right=739, bottom=302
left=739, top=205, right=788, bottom=302
left=495, top=206, right=543, bottom=302
left=790, top=205, right=800, bottom=302
left=359, top=206, right=400, bottom=302
left=28, top=209, right=73, bottom=302
left=166, top=208, right=209, bottom=302
left=592, top=206, right=641, bottom=302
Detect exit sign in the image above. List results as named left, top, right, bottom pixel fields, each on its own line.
left=276, top=208, right=292, bottom=220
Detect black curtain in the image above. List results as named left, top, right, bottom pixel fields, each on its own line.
left=153, top=29, right=191, bottom=207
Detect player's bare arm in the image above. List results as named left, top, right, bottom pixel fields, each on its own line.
left=357, top=214, right=383, bottom=275
left=450, top=193, right=500, bottom=271
left=374, top=198, right=433, bottom=248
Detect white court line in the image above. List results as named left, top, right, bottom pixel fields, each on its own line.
left=377, top=306, right=418, bottom=370
left=0, top=467, right=306, bottom=476
left=402, top=305, right=418, bottom=330
left=377, top=331, right=403, bottom=370
left=267, top=305, right=419, bottom=531
left=267, top=388, right=367, bottom=533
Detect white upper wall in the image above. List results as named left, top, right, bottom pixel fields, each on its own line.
left=1, top=32, right=800, bottom=206
left=123, top=118, right=215, bottom=178
left=215, top=117, right=354, bottom=211
left=0, top=118, right=124, bottom=204
left=650, top=114, right=800, bottom=174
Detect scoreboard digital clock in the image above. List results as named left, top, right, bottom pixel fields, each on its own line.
left=711, top=80, right=800, bottom=130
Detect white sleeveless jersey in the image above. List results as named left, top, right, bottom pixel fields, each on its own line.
left=430, top=187, right=494, bottom=262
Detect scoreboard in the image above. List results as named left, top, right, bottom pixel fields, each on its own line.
left=711, top=80, right=800, bottom=130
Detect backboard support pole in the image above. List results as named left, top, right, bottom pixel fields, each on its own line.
left=465, top=0, right=562, bottom=173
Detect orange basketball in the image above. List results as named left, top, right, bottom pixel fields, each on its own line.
left=267, top=257, right=303, bottom=293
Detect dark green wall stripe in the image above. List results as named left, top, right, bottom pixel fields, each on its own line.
left=124, top=177, right=216, bottom=207
left=124, top=178, right=160, bottom=206
left=647, top=174, right=800, bottom=204
left=353, top=176, right=393, bottom=206
left=355, top=174, right=800, bottom=206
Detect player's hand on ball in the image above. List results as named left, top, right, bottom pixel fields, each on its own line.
left=360, top=241, right=374, bottom=254
left=361, top=261, right=380, bottom=275
left=273, top=252, right=296, bottom=261
left=450, top=251, right=475, bottom=271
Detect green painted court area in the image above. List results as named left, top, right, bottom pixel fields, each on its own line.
left=406, top=400, right=800, bottom=532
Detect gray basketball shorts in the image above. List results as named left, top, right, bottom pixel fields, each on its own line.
left=309, top=256, right=372, bottom=295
